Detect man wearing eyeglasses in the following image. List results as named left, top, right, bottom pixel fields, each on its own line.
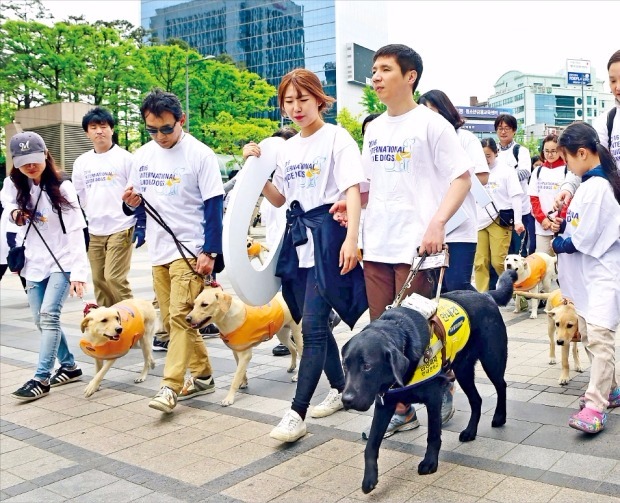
left=494, top=114, right=533, bottom=259
left=122, top=88, right=225, bottom=413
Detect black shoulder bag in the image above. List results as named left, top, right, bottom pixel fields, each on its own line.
left=7, top=190, right=43, bottom=272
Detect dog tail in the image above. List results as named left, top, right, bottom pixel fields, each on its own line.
left=513, top=290, right=553, bottom=300
left=487, top=270, right=517, bottom=306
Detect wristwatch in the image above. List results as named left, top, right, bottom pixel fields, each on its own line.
left=203, top=252, right=218, bottom=259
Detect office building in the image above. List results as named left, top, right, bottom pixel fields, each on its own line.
left=487, top=68, right=614, bottom=135
left=141, top=0, right=388, bottom=122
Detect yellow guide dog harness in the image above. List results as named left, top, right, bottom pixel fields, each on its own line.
left=387, top=298, right=471, bottom=396
left=80, top=300, right=145, bottom=360
left=220, top=301, right=285, bottom=352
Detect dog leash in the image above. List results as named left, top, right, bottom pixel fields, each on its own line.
left=389, top=251, right=428, bottom=309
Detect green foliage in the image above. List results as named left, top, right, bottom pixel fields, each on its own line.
left=360, top=86, right=386, bottom=114
left=337, top=108, right=363, bottom=149
left=202, top=112, right=278, bottom=155
left=0, top=16, right=278, bottom=154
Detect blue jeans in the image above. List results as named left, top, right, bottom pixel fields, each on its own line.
left=290, top=267, right=345, bottom=418
left=508, top=213, right=536, bottom=256
left=26, top=272, right=76, bottom=381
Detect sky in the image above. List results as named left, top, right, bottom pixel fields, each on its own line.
left=37, top=0, right=618, bottom=106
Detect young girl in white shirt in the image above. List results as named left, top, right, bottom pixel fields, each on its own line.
left=259, top=69, right=366, bottom=443
left=551, top=121, right=620, bottom=434
left=2, top=132, right=87, bottom=402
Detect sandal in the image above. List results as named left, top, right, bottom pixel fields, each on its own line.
left=568, top=407, right=607, bottom=434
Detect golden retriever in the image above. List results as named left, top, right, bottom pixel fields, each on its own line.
left=79, top=299, right=156, bottom=397
left=504, top=252, right=557, bottom=319
left=186, top=286, right=302, bottom=406
left=515, top=289, right=582, bottom=385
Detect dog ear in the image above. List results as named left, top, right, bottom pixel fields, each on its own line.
left=548, top=307, right=558, bottom=318
left=80, top=315, right=92, bottom=333
left=215, top=292, right=232, bottom=314
left=387, top=347, right=409, bottom=388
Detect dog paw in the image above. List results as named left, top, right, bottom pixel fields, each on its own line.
left=287, top=366, right=296, bottom=373
left=220, top=397, right=235, bottom=407
left=558, top=375, right=569, bottom=385
left=576, top=366, right=584, bottom=373
left=84, top=383, right=99, bottom=398
left=512, top=308, right=520, bottom=314
left=459, top=429, right=477, bottom=442
left=529, top=312, right=538, bottom=319
left=239, top=382, right=248, bottom=390
left=361, top=471, right=378, bottom=494
left=134, top=377, right=145, bottom=383
left=418, top=457, right=439, bottom=475
left=492, top=414, right=506, bottom=428
left=291, top=374, right=298, bottom=383
left=549, top=358, right=556, bottom=365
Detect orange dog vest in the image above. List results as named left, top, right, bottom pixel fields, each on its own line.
left=80, top=300, right=145, bottom=360
left=514, top=254, right=547, bottom=291
left=220, top=301, right=285, bottom=351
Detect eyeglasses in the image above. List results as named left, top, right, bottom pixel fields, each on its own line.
left=496, top=126, right=513, bottom=132
left=145, top=122, right=178, bottom=135
left=543, top=150, right=558, bottom=155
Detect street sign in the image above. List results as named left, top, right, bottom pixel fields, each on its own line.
left=566, top=59, right=591, bottom=86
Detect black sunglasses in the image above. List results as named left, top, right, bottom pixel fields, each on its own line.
left=145, top=122, right=178, bottom=135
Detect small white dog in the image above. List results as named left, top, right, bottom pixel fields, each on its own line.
left=504, top=252, right=557, bottom=319
left=80, top=299, right=156, bottom=397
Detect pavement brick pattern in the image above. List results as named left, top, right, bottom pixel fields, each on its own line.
left=1, top=236, right=618, bottom=502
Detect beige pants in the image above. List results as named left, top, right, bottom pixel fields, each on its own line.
left=152, top=258, right=212, bottom=393
left=578, top=316, right=618, bottom=412
left=88, top=228, right=135, bottom=307
left=474, top=222, right=511, bottom=292
left=535, top=234, right=555, bottom=256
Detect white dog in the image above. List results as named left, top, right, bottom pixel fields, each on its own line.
left=187, top=286, right=302, bottom=406
left=504, top=252, right=557, bottom=319
left=80, top=299, right=156, bottom=397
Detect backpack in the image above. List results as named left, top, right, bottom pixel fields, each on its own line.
left=512, top=143, right=520, bottom=168
left=536, top=165, right=568, bottom=179
left=607, top=108, right=617, bottom=150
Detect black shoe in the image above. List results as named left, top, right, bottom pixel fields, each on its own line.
left=152, top=338, right=169, bottom=352
left=272, top=343, right=291, bottom=356
left=199, top=323, right=220, bottom=338
left=49, top=366, right=83, bottom=387
left=12, top=379, right=50, bottom=401
left=328, top=311, right=341, bottom=331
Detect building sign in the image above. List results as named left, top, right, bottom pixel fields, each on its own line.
left=456, top=106, right=512, bottom=119
left=566, top=59, right=591, bottom=85
left=461, top=122, right=497, bottom=133
left=346, top=43, right=375, bottom=86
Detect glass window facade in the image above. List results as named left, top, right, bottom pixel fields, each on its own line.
left=142, top=0, right=337, bottom=122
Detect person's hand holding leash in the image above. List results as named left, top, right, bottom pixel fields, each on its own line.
left=195, top=253, right=214, bottom=276
left=514, top=222, right=525, bottom=235
left=122, top=186, right=142, bottom=208
left=70, top=281, right=86, bottom=298
left=554, top=190, right=572, bottom=211
left=419, top=217, right=445, bottom=255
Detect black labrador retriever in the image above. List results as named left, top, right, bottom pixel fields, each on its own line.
left=341, top=270, right=517, bottom=494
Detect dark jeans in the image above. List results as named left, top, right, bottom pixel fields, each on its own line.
left=291, top=267, right=345, bottom=418
left=441, top=242, right=477, bottom=293
left=508, top=212, right=536, bottom=256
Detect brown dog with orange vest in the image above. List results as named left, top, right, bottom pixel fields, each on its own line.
left=80, top=299, right=157, bottom=397
left=247, top=236, right=269, bottom=264
left=186, top=285, right=302, bottom=406
left=503, top=252, right=557, bottom=319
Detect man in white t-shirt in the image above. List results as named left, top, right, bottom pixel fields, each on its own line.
left=73, top=107, right=144, bottom=308
left=333, top=44, right=473, bottom=438
left=123, top=89, right=224, bottom=414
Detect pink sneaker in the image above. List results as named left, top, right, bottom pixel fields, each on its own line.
left=568, top=407, right=607, bottom=434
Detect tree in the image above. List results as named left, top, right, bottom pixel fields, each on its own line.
left=202, top=111, right=278, bottom=154
left=361, top=85, right=386, bottom=114
left=337, top=108, right=363, bottom=149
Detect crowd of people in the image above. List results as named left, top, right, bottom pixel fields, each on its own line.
left=1, top=46, right=618, bottom=438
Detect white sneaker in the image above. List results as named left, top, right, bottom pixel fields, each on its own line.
left=148, top=386, right=177, bottom=413
left=310, top=388, right=343, bottom=418
left=270, top=410, right=307, bottom=442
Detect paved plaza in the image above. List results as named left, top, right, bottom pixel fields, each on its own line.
left=1, top=231, right=619, bottom=502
